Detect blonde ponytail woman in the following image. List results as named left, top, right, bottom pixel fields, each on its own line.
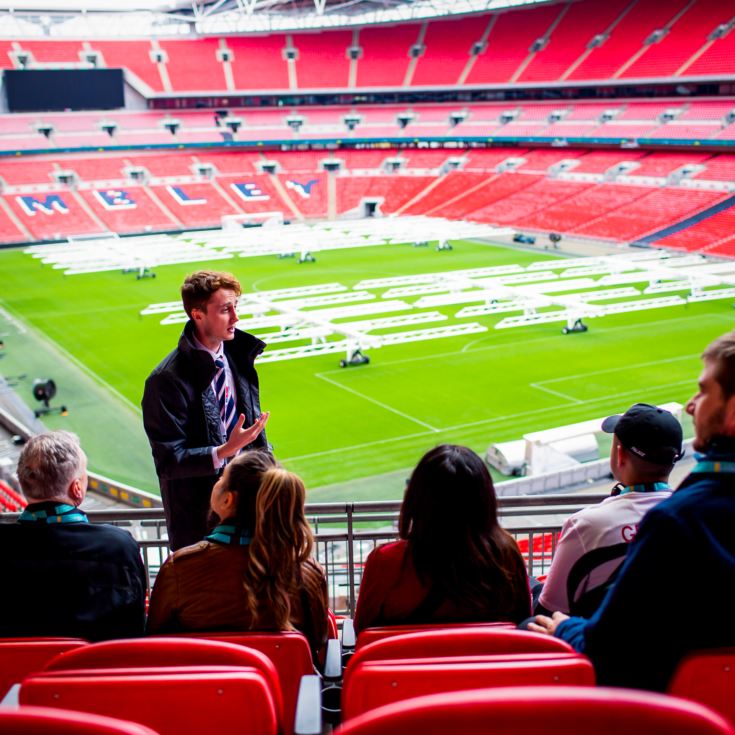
left=147, top=451, right=328, bottom=659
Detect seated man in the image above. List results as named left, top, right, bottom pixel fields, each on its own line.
left=529, top=330, right=735, bottom=691
left=536, top=403, right=682, bottom=616
left=0, top=431, right=146, bottom=641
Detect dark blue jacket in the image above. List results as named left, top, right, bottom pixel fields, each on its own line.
left=556, top=437, right=735, bottom=691
left=0, top=507, right=146, bottom=641
left=142, top=321, right=266, bottom=550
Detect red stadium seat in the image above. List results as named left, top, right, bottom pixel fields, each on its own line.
left=0, top=638, right=87, bottom=701
left=20, top=667, right=278, bottom=735
left=164, top=632, right=315, bottom=735
left=353, top=626, right=571, bottom=659
left=341, top=654, right=595, bottom=720
left=342, top=628, right=589, bottom=720
left=41, top=637, right=285, bottom=730
left=355, top=621, right=515, bottom=650
left=669, top=649, right=735, bottom=726
left=0, top=707, right=160, bottom=735
left=334, top=686, right=735, bottom=735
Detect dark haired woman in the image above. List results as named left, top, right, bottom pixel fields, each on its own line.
left=147, top=451, right=328, bottom=658
left=354, top=444, right=531, bottom=633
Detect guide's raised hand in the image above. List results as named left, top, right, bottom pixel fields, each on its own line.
left=218, top=411, right=270, bottom=460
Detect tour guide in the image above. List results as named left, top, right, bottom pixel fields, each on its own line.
left=142, top=270, right=269, bottom=551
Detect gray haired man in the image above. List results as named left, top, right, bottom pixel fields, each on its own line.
left=0, top=431, right=146, bottom=640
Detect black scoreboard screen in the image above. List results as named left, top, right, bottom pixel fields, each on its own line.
left=4, top=68, right=125, bottom=112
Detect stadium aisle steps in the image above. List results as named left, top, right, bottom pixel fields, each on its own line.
left=568, top=0, right=690, bottom=81
left=158, top=39, right=227, bottom=92
left=355, top=24, right=419, bottom=87
left=573, top=188, right=725, bottom=241
left=637, top=194, right=735, bottom=245
left=684, top=10, right=735, bottom=76
left=411, top=16, right=485, bottom=87
left=91, top=41, right=163, bottom=92
left=519, top=0, right=629, bottom=83
left=227, top=35, right=290, bottom=90
left=465, top=3, right=562, bottom=85
left=620, top=0, right=729, bottom=79
left=276, top=172, right=328, bottom=218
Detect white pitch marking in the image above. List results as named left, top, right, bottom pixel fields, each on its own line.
left=536, top=353, right=701, bottom=387
left=315, top=372, right=440, bottom=432
left=530, top=382, right=584, bottom=404
left=282, top=378, right=696, bottom=463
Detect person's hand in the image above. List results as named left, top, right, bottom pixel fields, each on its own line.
left=527, top=611, right=569, bottom=636
left=217, top=412, right=269, bottom=460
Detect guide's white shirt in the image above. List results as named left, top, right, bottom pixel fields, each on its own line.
left=538, top=489, right=672, bottom=614
left=193, top=335, right=235, bottom=470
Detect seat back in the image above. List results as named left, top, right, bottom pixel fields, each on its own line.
left=0, top=706, right=160, bottom=735
left=356, top=622, right=514, bottom=650
left=175, top=632, right=314, bottom=735
left=669, top=649, right=735, bottom=726
left=44, top=637, right=284, bottom=729
left=348, top=627, right=573, bottom=675
left=0, top=638, right=87, bottom=700
left=19, top=669, right=278, bottom=735
left=342, top=653, right=595, bottom=720
left=335, top=686, right=735, bottom=735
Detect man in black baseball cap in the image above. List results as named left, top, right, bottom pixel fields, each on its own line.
left=602, top=403, right=683, bottom=471
left=535, top=403, right=682, bottom=618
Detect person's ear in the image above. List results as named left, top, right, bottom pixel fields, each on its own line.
left=616, top=441, right=626, bottom=468
left=221, top=489, right=236, bottom=514
left=68, top=477, right=85, bottom=506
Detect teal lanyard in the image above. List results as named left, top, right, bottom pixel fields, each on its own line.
left=206, top=524, right=251, bottom=546
left=691, top=460, right=735, bottom=474
left=18, top=503, right=88, bottom=524
left=618, top=482, right=671, bottom=496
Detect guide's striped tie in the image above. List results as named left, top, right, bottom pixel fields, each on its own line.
left=214, top=357, right=238, bottom=438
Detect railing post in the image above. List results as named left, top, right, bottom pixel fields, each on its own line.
left=527, top=530, right=535, bottom=578
left=346, top=503, right=356, bottom=617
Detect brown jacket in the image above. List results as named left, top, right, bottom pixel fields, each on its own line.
left=146, top=540, right=328, bottom=655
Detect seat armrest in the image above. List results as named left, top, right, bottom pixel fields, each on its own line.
left=323, top=639, right=342, bottom=682
left=0, top=683, right=20, bottom=708
left=341, top=619, right=356, bottom=650
left=294, top=674, right=322, bottom=735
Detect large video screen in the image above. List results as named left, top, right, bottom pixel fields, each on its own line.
left=4, top=69, right=124, bottom=112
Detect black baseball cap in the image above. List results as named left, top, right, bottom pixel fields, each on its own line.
left=601, top=403, right=683, bottom=466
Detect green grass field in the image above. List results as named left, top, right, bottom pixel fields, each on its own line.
left=0, top=236, right=729, bottom=501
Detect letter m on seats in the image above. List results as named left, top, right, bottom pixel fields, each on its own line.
left=17, top=194, right=69, bottom=216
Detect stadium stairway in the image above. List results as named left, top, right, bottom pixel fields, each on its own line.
left=636, top=194, right=735, bottom=245
left=268, top=174, right=304, bottom=221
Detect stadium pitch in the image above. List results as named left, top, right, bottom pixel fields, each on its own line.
left=0, top=236, right=727, bottom=500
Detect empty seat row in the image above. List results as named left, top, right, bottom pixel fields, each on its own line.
left=3, top=629, right=735, bottom=734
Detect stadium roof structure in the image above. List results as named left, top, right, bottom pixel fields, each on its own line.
left=1, top=0, right=551, bottom=36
